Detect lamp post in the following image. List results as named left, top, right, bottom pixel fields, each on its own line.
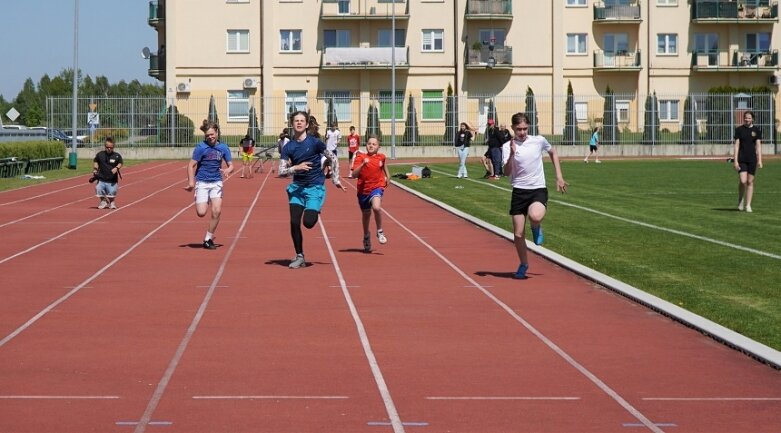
left=68, top=0, right=79, bottom=169
left=390, top=1, right=396, bottom=159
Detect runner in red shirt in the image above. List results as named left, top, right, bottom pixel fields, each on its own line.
left=351, top=135, right=389, bottom=253
left=346, top=126, right=361, bottom=178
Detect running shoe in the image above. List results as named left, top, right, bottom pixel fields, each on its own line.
left=738, top=199, right=745, bottom=211
left=98, top=200, right=108, bottom=209
left=109, top=202, right=117, bottom=209
left=363, top=234, right=372, bottom=253
left=203, top=239, right=216, bottom=250
left=746, top=205, right=753, bottom=213
left=289, top=254, right=306, bottom=268
left=531, top=225, right=544, bottom=246
left=514, top=263, right=529, bottom=280
left=377, top=230, right=387, bottom=245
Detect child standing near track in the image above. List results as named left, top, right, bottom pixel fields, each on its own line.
left=351, top=136, right=389, bottom=253
left=239, top=135, right=255, bottom=178
left=346, top=126, right=361, bottom=178
left=584, top=126, right=600, bottom=163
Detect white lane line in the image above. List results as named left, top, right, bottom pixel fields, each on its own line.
left=132, top=172, right=272, bottom=433
left=0, top=395, right=119, bottom=399
left=0, top=167, right=180, bottom=229
left=643, top=397, right=781, bottom=401
left=426, top=396, right=580, bottom=401
left=380, top=207, right=666, bottom=433
left=0, top=162, right=178, bottom=207
left=318, top=217, right=406, bottom=433
left=0, top=203, right=193, bottom=349
left=192, top=395, right=349, bottom=400
left=430, top=168, right=780, bottom=260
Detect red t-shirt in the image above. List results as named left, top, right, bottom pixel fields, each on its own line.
left=347, top=133, right=361, bottom=153
left=353, top=152, right=386, bottom=195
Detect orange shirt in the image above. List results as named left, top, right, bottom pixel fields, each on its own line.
left=353, top=152, right=387, bottom=195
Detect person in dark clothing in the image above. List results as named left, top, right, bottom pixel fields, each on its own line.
left=733, top=111, right=763, bottom=212
left=484, top=118, right=504, bottom=178
left=92, top=137, right=123, bottom=209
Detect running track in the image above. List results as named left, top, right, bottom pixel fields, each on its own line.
left=0, top=160, right=779, bottom=433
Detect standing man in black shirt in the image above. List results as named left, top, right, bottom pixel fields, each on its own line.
left=733, top=111, right=763, bottom=213
left=92, top=137, right=123, bottom=209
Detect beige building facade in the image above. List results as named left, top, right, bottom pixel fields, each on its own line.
left=147, top=0, right=780, bottom=140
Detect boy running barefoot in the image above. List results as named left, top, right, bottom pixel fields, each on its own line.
left=351, top=136, right=389, bottom=253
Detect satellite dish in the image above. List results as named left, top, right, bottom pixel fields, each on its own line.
left=141, top=47, right=151, bottom=59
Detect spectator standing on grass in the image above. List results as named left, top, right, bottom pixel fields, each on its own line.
left=92, top=137, right=123, bottom=209
left=502, top=113, right=568, bottom=279
left=346, top=125, right=361, bottom=178
left=584, top=126, right=601, bottom=163
left=733, top=111, right=763, bottom=213
left=278, top=111, right=346, bottom=269
left=485, top=118, right=503, bottom=178
left=184, top=120, right=234, bottom=250
left=351, top=135, right=389, bottom=253
left=239, top=135, right=255, bottom=179
left=454, top=122, right=474, bottom=178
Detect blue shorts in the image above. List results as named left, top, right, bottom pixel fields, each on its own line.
left=358, top=187, right=384, bottom=210
left=287, top=183, right=326, bottom=212
left=95, top=181, right=118, bottom=198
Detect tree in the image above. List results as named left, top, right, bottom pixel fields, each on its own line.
left=443, top=83, right=458, bottom=145
left=247, top=105, right=260, bottom=140
left=680, top=95, right=698, bottom=144
left=365, top=103, right=381, bottom=142
left=563, top=81, right=577, bottom=145
left=326, top=97, right=338, bottom=128
left=208, top=95, right=219, bottom=125
left=602, top=85, right=619, bottom=145
left=487, top=98, right=497, bottom=126
left=402, top=93, right=419, bottom=146
left=524, top=86, right=539, bottom=136
left=641, top=91, right=660, bottom=145
left=160, top=104, right=196, bottom=146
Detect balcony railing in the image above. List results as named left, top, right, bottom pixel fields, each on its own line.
left=692, top=0, right=778, bottom=22
left=321, top=46, right=409, bottom=69
left=465, top=0, right=512, bottom=19
left=148, top=1, right=164, bottom=27
left=320, top=0, right=409, bottom=20
left=593, top=1, right=642, bottom=22
left=593, top=50, right=642, bottom=70
left=691, top=49, right=779, bottom=70
left=466, top=46, right=512, bottom=68
left=147, top=53, right=165, bottom=80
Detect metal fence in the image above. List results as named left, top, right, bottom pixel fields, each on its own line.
left=47, top=92, right=776, bottom=149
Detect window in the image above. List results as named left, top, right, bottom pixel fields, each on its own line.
left=657, top=34, right=677, bottom=54
left=227, top=30, right=249, bottom=53
left=323, top=91, right=352, bottom=123
left=324, top=30, right=351, bottom=48
left=566, top=0, right=587, bottom=5
left=575, top=102, right=588, bottom=122
left=616, top=100, right=630, bottom=122
left=337, top=0, right=350, bottom=13
left=422, top=29, right=444, bottom=52
left=478, top=29, right=507, bottom=47
left=656, top=0, right=677, bottom=5
left=227, top=91, right=250, bottom=121
left=378, top=29, right=406, bottom=47
left=567, top=34, right=587, bottom=54
left=422, top=90, right=444, bottom=120
left=285, top=91, right=308, bottom=114
left=746, top=32, right=771, bottom=53
left=659, top=100, right=679, bottom=121
left=605, top=0, right=630, bottom=5
left=280, top=30, right=302, bottom=52
left=379, top=91, right=404, bottom=120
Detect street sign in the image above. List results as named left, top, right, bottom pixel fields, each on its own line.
left=87, top=111, right=100, bottom=126
left=6, top=108, right=20, bottom=122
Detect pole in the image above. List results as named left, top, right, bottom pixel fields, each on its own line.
left=68, top=0, right=79, bottom=169
left=390, top=2, right=396, bottom=159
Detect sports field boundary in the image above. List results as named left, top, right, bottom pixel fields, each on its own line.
left=390, top=180, right=781, bottom=370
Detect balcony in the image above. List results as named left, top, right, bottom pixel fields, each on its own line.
left=593, top=50, right=642, bottom=70
left=320, top=0, right=409, bottom=20
left=691, top=49, right=779, bottom=71
left=593, top=1, right=642, bottom=23
left=692, top=0, right=778, bottom=23
left=321, top=46, right=409, bottom=69
left=147, top=1, right=164, bottom=27
left=147, top=53, right=165, bottom=80
left=466, top=46, right=513, bottom=69
left=465, top=0, right=512, bottom=20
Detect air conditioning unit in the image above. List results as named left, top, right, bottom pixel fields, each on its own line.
left=176, top=82, right=191, bottom=93
left=243, top=78, right=259, bottom=89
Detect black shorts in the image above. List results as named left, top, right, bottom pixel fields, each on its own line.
left=589, top=145, right=598, bottom=151
left=510, top=188, right=548, bottom=216
left=739, top=161, right=757, bottom=175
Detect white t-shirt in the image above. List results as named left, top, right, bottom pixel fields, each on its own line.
left=501, top=135, right=551, bottom=189
left=325, top=129, right=341, bottom=152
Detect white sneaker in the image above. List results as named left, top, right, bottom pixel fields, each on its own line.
left=98, top=200, right=108, bottom=209
left=288, top=254, right=306, bottom=269
left=109, top=202, right=117, bottom=209
left=363, top=234, right=372, bottom=253
left=746, top=205, right=753, bottom=213
left=738, top=199, right=745, bottom=211
left=595, top=160, right=601, bottom=164
left=377, top=230, right=387, bottom=245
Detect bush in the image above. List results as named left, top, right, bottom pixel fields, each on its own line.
left=0, top=141, right=66, bottom=159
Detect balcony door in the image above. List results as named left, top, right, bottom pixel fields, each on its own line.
left=603, top=33, right=629, bottom=66
left=694, top=33, right=719, bottom=66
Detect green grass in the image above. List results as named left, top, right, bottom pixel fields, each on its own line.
left=390, top=158, right=781, bottom=351
left=0, top=160, right=143, bottom=189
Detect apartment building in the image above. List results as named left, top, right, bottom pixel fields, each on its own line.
left=147, top=0, right=780, bottom=138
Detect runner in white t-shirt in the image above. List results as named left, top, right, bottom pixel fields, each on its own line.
left=501, top=113, right=568, bottom=279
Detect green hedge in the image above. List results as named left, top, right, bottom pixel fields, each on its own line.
left=0, top=141, right=67, bottom=160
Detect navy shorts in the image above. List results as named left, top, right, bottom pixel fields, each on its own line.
left=510, top=187, right=548, bottom=216
left=358, top=187, right=385, bottom=210
left=739, top=161, right=757, bottom=175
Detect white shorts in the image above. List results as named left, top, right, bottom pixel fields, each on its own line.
left=194, top=181, right=223, bottom=204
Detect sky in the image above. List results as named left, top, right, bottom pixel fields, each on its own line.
left=2, top=0, right=158, bottom=100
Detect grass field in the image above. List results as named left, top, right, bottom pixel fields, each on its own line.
left=389, top=158, right=781, bottom=351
